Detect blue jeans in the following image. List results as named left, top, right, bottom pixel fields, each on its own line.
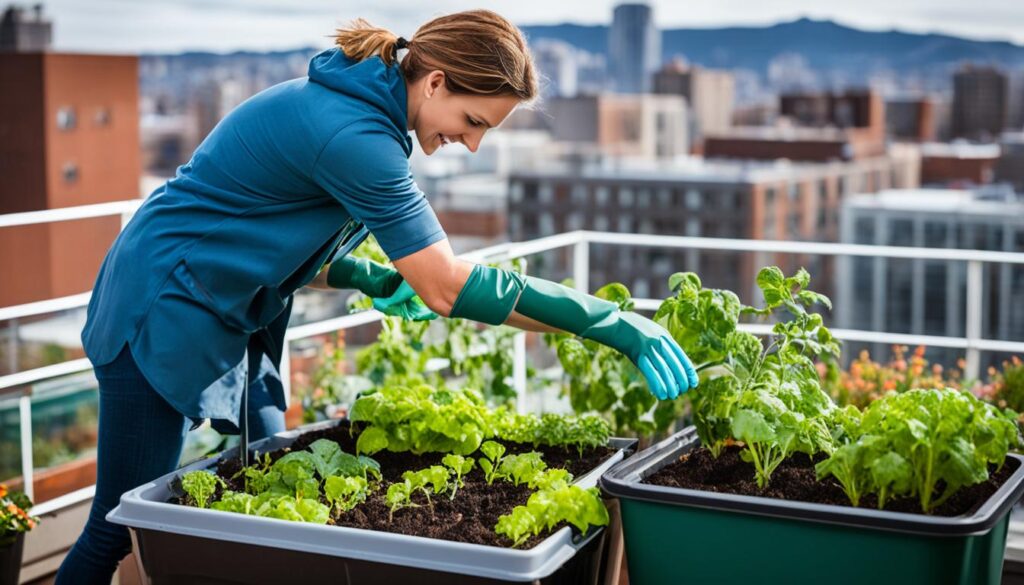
left=55, top=344, right=285, bottom=585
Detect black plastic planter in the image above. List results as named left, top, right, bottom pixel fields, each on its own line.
left=600, top=426, right=1024, bottom=585
left=108, top=420, right=636, bottom=584
left=0, top=533, right=24, bottom=585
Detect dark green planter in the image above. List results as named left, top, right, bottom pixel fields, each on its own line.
left=600, top=426, right=1024, bottom=585
left=0, top=532, right=25, bottom=585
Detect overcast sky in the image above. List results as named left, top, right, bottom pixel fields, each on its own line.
left=37, top=0, right=1024, bottom=54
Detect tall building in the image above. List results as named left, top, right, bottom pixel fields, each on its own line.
left=839, top=187, right=1024, bottom=367
left=653, top=60, right=734, bottom=148
left=952, top=65, right=1008, bottom=141
left=886, top=97, right=937, bottom=142
left=608, top=3, right=660, bottom=94
left=532, top=39, right=578, bottom=99
left=546, top=94, right=688, bottom=158
left=995, top=132, right=1024, bottom=192
left=0, top=4, right=51, bottom=52
left=0, top=52, right=140, bottom=306
left=508, top=147, right=920, bottom=301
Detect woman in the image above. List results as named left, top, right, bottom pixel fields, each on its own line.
left=57, top=10, right=698, bottom=583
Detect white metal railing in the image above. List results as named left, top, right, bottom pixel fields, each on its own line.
left=3, top=202, right=1024, bottom=505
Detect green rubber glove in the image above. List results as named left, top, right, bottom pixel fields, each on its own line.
left=449, top=265, right=698, bottom=400
left=326, top=256, right=437, bottom=321
left=371, top=281, right=438, bottom=321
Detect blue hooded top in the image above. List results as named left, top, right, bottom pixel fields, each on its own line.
left=81, top=48, right=446, bottom=426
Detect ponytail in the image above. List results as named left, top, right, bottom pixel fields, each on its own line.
left=334, top=11, right=538, bottom=102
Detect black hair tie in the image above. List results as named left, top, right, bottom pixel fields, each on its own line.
left=396, top=37, right=409, bottom=50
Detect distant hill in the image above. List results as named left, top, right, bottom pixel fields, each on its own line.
left=521, top=17, right=1024, bottom=74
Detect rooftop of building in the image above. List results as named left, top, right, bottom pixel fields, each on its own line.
left=707, top=125, right=852, bottom=142
left=921, top=141, right=1001, bottom=159
left=845, top=185, right=1024, bottom=217
left=511, top=147, right=914, bottom=186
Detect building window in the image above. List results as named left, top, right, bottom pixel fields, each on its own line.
left=94, top=107, right=112, bottom=126
left=596, top=186, right=609, bottom=206
left=686, top=218, right=701, bottom=237
left=619, top=188, right=634, bottom=207
left=62, top=162, right=80, bottom=183
left=57, top=107, right=76, bottom=131
left=685, top=189, right=701, bottom=210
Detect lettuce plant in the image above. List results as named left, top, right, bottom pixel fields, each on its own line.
left=495, top=473, right=608, bottom=548
left=350, top=383, right=493, bottom=456
left=441, top=454, right=475, bottom=499
left=478, top=440, right=507, bottom=485
left=181, top=470, right=225, bottom=509
left=817, top=389, right=1021, bottom=513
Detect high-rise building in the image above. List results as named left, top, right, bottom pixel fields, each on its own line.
left=546, top=94, right=688, bottom=158
left=532, top=39, right=578, bottom=99
left=952, top=65, right=1008, bottom=141
left=608, top=3, right=660, bottom=94
left=0, top=52, right=140, bottom=306
left=508, top=146, right=920, bottom=301
left=653, top=60, right=734, bottom=147
left=0, top=4, right=51, bottom=52
left=839, top=187, right=1024, bottom=367
left=886, top=97, right=937, bottom=142
left=995, top=132, right=1024, bottom=192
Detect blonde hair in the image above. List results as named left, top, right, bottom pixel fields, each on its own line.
left=334, top=10, right=538, bottom=102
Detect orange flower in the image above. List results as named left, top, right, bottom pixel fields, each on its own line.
left=0, top=484, right=7, bottom=498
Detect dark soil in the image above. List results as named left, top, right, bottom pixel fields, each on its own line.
left=182, top=420, right=618, bottom=548
left=645, top=445, right=1019, bottom=517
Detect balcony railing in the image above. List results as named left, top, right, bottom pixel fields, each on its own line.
left=3, top=199, right=1024, bottom=515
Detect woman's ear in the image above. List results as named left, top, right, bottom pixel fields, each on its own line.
left=425, top=70, right=446, bottom=99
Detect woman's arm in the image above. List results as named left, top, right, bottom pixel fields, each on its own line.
left=392, top=239, right=560, bottom=333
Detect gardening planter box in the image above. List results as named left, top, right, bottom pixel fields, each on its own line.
left=600, top=426, right=1024, bottom=585
left=108, top=420, right=636, bottom=584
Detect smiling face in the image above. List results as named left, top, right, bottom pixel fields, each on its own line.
left=407, top=70, right=521, bottom=155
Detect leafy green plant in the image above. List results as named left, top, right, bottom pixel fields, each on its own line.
left=495, top=478, right=609, bottom=548
left=817, top=388, right=1021, bottom=513
left=441, top=454, right=476, bottom=499
left=251, top=492, right=330, bottom=524
left=325, top=476, right=371, bottom=514
left=385, top=481, right=416, bottom=522
left=478, top=440, right=507, bottom=485
left=671, top=267, right=839, bottom=488
left=386, top=465, right=452, bottom=520
left=350, top=382, right=493, bottom=456
left=492, top=411, right=612, bottom=456
left=497, top=452, right=547, bottom=487
left=181, top=470, right=225, bottom=509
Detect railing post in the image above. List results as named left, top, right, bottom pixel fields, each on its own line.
left=513, top=332, right=527, bottom=414
left=120, top=208, right=136, bottom=231
left=572, top=236, right=589, bottom=294
left=280, top=338, right=291, bottom=409
left=20, top=393, right=33, bottom=501
left=965, top=260, right=983, bottom=381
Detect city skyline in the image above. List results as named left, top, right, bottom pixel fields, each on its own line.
left=35, top=0, right=1024, bottom=54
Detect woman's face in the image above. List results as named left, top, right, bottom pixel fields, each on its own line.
left=408, top=70, right=520, bottom=155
